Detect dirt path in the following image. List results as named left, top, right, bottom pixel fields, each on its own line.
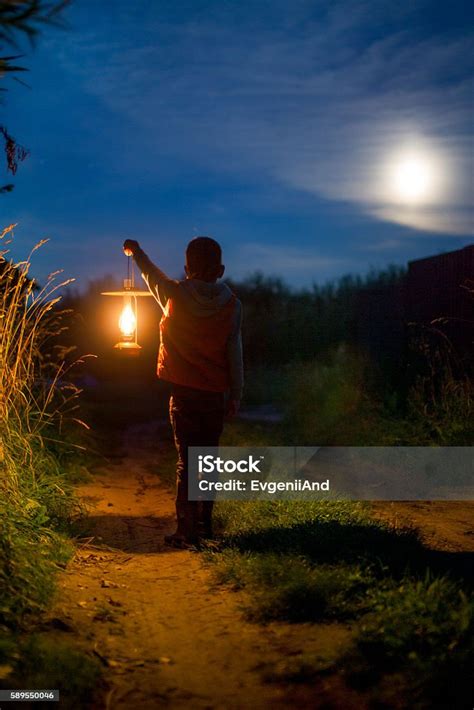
left=46, top=421, right=474, bottom=709
left=370, top=501, right=474, bottom=552
left=49, top=424, right=356, bottom=710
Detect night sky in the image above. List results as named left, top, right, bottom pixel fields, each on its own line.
left=2, top=0, right=473, bottom=289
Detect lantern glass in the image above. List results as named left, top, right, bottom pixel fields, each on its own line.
left=118, top=298, right=136, bottom=339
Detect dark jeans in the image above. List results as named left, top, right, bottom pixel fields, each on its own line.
left=169, top=384, right=225, bottom=536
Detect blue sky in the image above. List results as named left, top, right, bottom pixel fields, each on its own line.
left=1, top=0, right=473, bottom=288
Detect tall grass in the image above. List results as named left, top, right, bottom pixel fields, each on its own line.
left=0, top=224, right=85, bottom=624
left=407, top=322, right=474, bottom=445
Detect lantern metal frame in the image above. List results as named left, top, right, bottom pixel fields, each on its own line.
left=101, top=255, right=152, bottom=354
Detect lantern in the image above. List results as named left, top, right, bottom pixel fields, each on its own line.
left=101, top=255, right=152, bottom=354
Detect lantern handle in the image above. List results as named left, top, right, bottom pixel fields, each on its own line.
left=127, top=254, right=136, bottom=288
left=124, top=254, right=137, bottom=291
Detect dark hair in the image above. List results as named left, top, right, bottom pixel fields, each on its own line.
left=186, top=236, right=222, bottom=277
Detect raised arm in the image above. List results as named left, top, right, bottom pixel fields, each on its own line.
left=123, top=239, right=177, bottom=310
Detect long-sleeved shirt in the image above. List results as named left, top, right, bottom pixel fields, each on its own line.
left=133, top=246, right=243, bottom=400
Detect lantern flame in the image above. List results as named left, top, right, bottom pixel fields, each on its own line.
left=118, top=302, right=136, bottom=338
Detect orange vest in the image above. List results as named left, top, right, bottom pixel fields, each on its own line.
left=157, top=293, right=236, bottom=392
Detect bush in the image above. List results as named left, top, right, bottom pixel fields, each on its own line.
left=0, top=499, right=72, bottom=625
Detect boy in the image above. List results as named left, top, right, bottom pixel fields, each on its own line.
left=123, top=237, right=243, bottom=547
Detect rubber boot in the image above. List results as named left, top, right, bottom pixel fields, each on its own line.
left=165, top=502, right=200, bottom=548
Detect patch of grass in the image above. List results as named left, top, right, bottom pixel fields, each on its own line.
left=214, top=499, right=372, bottom=537
left=0, top=635, right=103, bottom=709
left=0, top=499, right=73, bottom=627
left=347, top=575, right=474, bottom=707
left=210, top=549, right=374, bottom=622
left=354, top=575, right=473, bottom=669
left=207, top=498, right=474, bottom=706
left=213, top=500, right=429, bottom=579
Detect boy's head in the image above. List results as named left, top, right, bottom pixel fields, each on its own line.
left=185, top=236, right=225, bottom=282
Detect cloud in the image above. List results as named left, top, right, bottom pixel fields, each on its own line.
left=54, top=0, right=473, bottom=235
left=370, top=204, right=473, bottom=236
left=356, top=238, right=403, bottom=252
left=228, top=242, right=350, bottom=283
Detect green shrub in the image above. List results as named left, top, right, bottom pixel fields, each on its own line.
left=0, top=499, right=72, bottom=626
left=349, top=575, right=474, bottom=705
left=3, top=636, right=103, bottom=709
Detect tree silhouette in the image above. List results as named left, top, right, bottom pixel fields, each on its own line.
left=0, top=0, right=69, bottom=193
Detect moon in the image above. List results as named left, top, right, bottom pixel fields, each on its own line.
left=392, top=156, right=432, bottom=201
left=385, top=147, right=444, bottom=205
